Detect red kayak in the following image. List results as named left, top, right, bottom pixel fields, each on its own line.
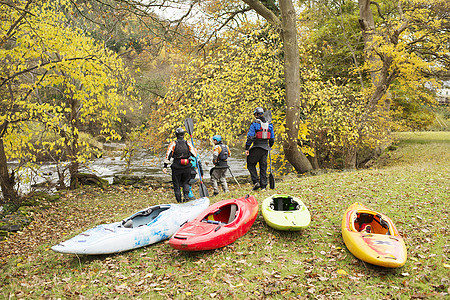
left=169, top=195, right=258, bottom=251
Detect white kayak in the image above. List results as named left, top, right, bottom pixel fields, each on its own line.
left=51, top=197, right=210, bottom=255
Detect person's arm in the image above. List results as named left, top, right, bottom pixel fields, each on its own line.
left=163, top=141, right=175, bottom=168
left=163, top=141, right=176, bottom=173
left=245, top=123, right=256, bottom=151
left=212, top=145, right=220, bottom=164
left=187, top=140, right=198, bottom=157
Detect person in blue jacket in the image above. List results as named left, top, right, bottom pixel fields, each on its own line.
left=245, top=107, right=275, bottom=190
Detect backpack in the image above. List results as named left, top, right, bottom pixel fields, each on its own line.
left=218, top=144, right=229, bottom=161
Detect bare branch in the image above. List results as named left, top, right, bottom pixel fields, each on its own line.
left=242, top=0, right=281, bottom=27
left=197, top=7, right=252, bottom=51
left=369, top=1, right=384, bottom=21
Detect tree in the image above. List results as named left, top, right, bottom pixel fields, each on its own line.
left=72, top=0, right=315, bottom=173
left=295, top=0, right=448, bottom=167
left=0, top=0, right=137, bottom=202
left=154, top=24, right=285, bottom=147
left=351, top=0, right=447, bottom=164
left=149, top=0, right=314, bottom=173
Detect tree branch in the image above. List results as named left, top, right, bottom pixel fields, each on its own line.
left=242, top=0, right=281, bottom=27
left=197, top=7, right=252, bottom=51
left=1, top=0, right=35, bottom=47
left=0, top=55, right=97, bottom=89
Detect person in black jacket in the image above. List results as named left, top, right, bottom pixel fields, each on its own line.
left=163, top=128, right=197, bottom=202
left=245, top=107, right=275, bottom=191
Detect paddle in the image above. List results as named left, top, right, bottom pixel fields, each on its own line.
left=184, top=118, right=209, bottom=198
left=263, top=110, right=275, bottom=190
left=227, top=167, right=240, bottom=187
left=269, top=150, right=275, bottom=189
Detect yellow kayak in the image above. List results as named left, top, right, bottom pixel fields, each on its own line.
left=342, top=202, right=407, bottom=268
left=262, top=195, right=311, bottom=231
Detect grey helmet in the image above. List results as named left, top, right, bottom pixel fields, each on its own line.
left=253, top=107, right=264, bottom=115
left=175, top=128, right=185, bottom=137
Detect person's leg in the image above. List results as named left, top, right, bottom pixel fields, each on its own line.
left=188, top=169, right=196, bottom=200
left=171, top=168, right=182, bottom=203
left=180, top=168, right=192, bottom=201
left=219, top=169, right=229, bottom=193
left=247, top=149, right=260, bottom=188
left=211, top=168, right=220, bottom=195
left=258, top=149, right=268, bottom=189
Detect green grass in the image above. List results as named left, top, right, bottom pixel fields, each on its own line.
left=1, top=131, right=449, bottom=299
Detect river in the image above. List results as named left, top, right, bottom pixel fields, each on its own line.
left=6, top=143, right=249, bottom=195
left=82, top=144, right=249, bottom=183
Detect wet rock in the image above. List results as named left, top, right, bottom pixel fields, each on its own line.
left=9, top=224, right=20, bottom=232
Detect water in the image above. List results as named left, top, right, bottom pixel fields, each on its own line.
left=5, top=144, right=249, bottom=195
left=85, top=145, right=248, bottom=183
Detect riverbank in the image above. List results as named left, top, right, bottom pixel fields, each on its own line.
left=1, top=131, right=449, bottom=298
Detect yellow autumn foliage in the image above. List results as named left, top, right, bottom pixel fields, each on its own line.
left=1, top=0, right=138, bottom=183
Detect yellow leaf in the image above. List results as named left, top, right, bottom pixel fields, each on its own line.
left=336, top=269, right=347, bottom=275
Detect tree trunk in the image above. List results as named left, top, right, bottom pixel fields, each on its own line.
left=242, top=0, right=314, bottom=173
left=358, top=0, right=397, bottom=162
left=279, top=0, right=313, bottom=173
left=358, top=0, right=395, bottom=112
left=69, top=161, right=79, bottom=189
left=344, top=146, right=357, bottom=169
left=68, top=95, right=80, bottom=190
left=0, top=138, right=19, bottom=204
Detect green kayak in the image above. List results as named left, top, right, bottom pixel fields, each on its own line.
left=262, top=194, right=311, bottom=231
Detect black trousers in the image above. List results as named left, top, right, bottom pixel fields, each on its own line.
left=171, top=167, right=191, bottom=203
left=247, top=147, right=268, bottom=188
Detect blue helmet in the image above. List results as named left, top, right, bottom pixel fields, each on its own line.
left=212, top=135, right=222, bottom=142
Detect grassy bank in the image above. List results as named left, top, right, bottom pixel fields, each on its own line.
left=1, top=132, right=449, bottom=299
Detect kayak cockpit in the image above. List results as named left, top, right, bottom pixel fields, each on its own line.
left=121, top=205, right=170, bottom=228
left=201, top=204, right=238, bottom=225
left=269, top=195, right=300, bottom=211
left=351, top=210, right=391, bottom=235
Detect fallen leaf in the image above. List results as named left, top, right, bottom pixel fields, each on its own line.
left=136, top=280, right=145, bottom=286
left=336, top=269, right=347, bottom=275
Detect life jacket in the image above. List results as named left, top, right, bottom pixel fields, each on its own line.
left=218, top=144, right=229, bottom=161
left=173, top=140, right=190, bottom=160
left=255, top=119, right=271, bottom=139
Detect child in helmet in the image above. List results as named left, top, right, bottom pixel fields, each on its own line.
left=210, top=135, right=231, bottom=196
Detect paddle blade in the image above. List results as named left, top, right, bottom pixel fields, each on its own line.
left=199, top=182, right=209, bottom=198
left=269, top=172, right=275, bottom=189
left=184, top=118, right=194, bottom=135
left=263, top=110, right=272, bottom=123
